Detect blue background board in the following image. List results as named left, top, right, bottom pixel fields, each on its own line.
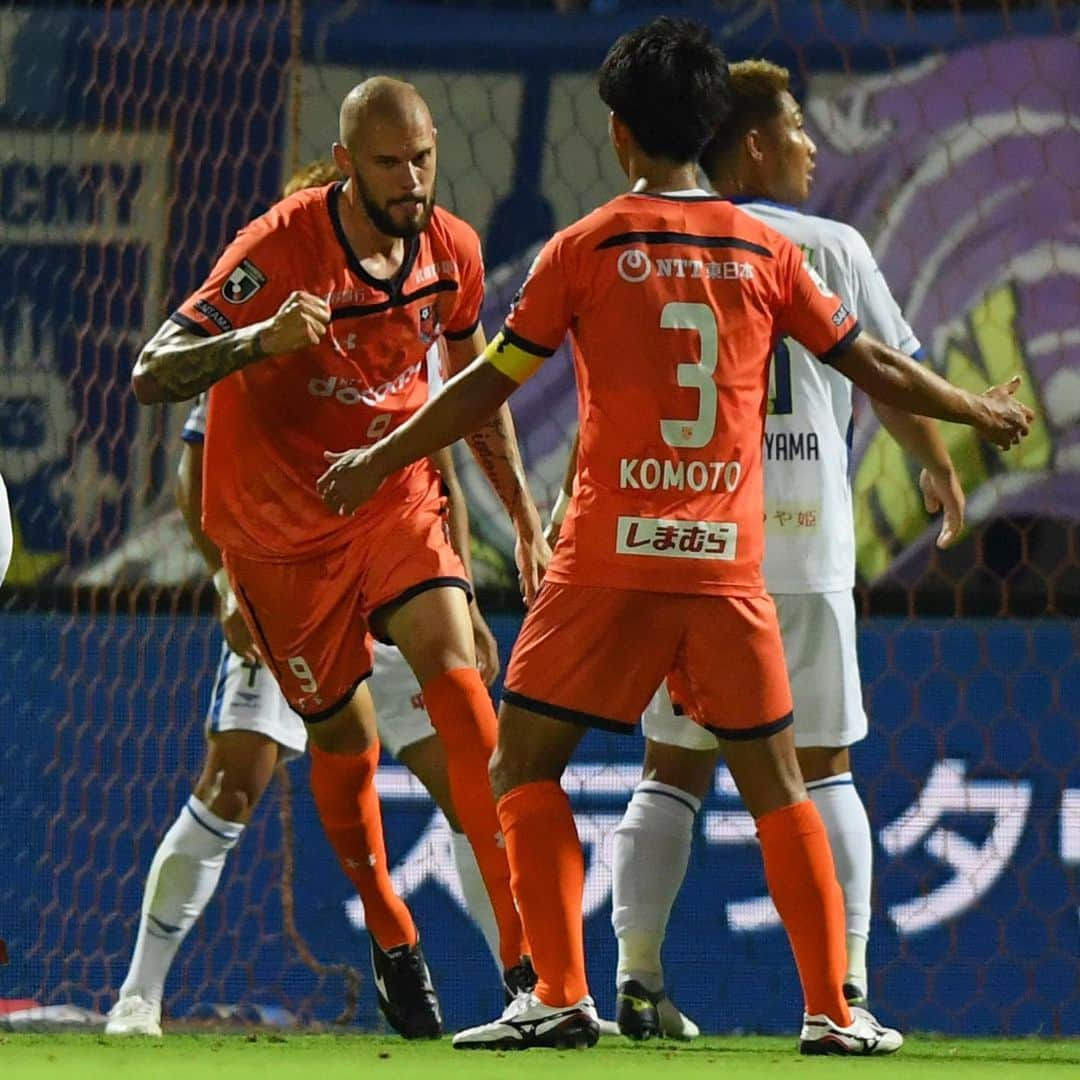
left=1, top=612, right=1077, bottom=1035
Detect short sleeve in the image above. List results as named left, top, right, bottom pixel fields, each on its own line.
left=848, top=230, right=921, bottom=357
left=775, top=238, right=862, bottom=363
left=444, top=224, right=485, bottom=340
left=502, top=234, right=574, bottom=358
left=171, top=219, right=297, bottom=338
left=181, top=394, right=208, bottom=443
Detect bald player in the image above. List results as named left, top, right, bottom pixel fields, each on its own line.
left=131, top=78, right=546, bottom=1033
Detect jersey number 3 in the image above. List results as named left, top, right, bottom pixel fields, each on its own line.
left=659, top=302, right=718, bottom=449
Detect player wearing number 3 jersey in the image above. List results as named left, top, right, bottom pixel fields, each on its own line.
left=315, top=18, right=1032, bottom=1053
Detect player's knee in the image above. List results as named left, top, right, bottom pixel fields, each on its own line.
left=488, top=746, right=515, bottom=800
left=193, top=776, right=260, bottom=824
left=306, top=722, right=376, bottom=755
left=209, top=786, right=256, bottom=823
left=796, top=745, right=851, bottom=783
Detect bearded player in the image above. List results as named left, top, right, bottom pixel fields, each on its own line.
left=131, top=79, right=545, bottom=1021
left=315, top=18, right=1030, bottom=1054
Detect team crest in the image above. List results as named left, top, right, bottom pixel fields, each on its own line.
left=417, top=302, right=442, bottom=344
left=221, top=259, right=267, bottom=304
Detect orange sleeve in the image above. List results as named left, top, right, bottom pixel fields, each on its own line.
left=171, top=218, right=298, bottom=338
left=444, top=220, right=485, bottom=340
left=502, top=234, right=573, bottom=359
left=775, top=237, right=861, bottom=363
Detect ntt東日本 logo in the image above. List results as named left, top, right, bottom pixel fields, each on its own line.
left=221, top=259, right=267, bottom=304
left=617, top=248, right=652, bottom=283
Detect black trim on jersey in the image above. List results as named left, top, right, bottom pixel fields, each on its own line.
left=327, top=181, right=420, bottom=300
left=331, top=277, right=460, bottom=322
left=369, top=576, right=473, bottom=644
left=235, top=585, right=283, bottom=685
left=444, top=316, right=481, bottom=341
left=501, top=690, right=635, bottom=735
left=500, top=325, right=557, bottom=358
left=631, top=192, right=727, bottom=203
left=704, top=711, right=794, bottom=741
left=595, top=231, right=774, bottom=258
left=296, top=671, right=373, bottom=724
left=403, top=279, right=459, bottom=305
left=332, top=300, right=393, bottom=320
left=818, top=321, right=863, bottom=365
left=169, top=311, right=213, bottom=337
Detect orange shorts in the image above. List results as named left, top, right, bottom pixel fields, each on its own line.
left=503, top=582, right=793, bottom=739
left=225, top=496, right=467, bottom=720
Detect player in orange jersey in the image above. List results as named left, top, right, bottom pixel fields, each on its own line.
left=131, top=79, right=547, bottom=1032
left=316, top=19, right=1031, bottom=1054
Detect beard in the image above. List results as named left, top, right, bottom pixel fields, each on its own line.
left=354, top=171, right=436, bottom=238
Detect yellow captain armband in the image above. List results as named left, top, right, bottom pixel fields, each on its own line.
left=483, top=329, right=551, bottom=384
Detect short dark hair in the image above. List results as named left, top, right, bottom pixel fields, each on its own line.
left=598, top=17, right=730, bottom=164
left=699, top=60, right=790, bottom=178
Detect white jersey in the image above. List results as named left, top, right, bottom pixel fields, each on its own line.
left=735, top=200, right=920, bottom=593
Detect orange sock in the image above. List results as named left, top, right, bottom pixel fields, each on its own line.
left=308, top=742, right=417, bottom=950
left=757, top=799, right=852, bottom=1025
left=422, top=667, right=527, bottom=970
left=497, top=781, right=588, bottom=1007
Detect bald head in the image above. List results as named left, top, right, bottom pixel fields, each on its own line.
left=333, top=76, right=438, bottom=239
left=339, top=77, right=432, bottom=152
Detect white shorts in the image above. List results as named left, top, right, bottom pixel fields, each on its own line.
left=642, top=590, right=867, bottom=750
left=203, top=641, right=437, bottom=761
left=205, top=644, right=308, bottom=762
left=368, top=642, right=438, bottom=759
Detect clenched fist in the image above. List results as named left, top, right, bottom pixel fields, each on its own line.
left=257, top=291, right=331, bottom=356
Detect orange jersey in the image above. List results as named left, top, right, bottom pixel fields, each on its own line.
left=172, top=183, right=483, bottom=560
left=499, top=191, right=859, bottom=596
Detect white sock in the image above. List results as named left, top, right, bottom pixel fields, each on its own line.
left=119, top=795, right=243, bottom=1004
left=806, top=772, right=872, bottom=991
left=611, top=780, right=700, bottom=993
left=450, top=829, right=500, bottom=974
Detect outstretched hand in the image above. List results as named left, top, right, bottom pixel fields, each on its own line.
left=977, top=375, right=1034, bottom=451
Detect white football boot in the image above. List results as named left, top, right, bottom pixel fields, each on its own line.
left=800, top=1005, right=903, bottom=1055
left=453, top=991, right=600, bottom=1051
left=105, top=994, right=162, bottom=1036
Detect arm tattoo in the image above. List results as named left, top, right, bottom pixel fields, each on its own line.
left=465, top=404, right=530, bottom=522
left=134, top=321, right=266, bottom=402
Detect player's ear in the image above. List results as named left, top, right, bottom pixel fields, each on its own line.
left=609, top=111, right=626, bottom=151
left=744, top=127, right=766, bottom=165
left=331, top=142, right=352, bottom=175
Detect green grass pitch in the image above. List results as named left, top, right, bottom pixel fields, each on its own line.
left=3, top=1033, right=1078, bottom=1079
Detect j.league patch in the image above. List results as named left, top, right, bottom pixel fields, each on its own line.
left=221, top=259, right=267, bottom=304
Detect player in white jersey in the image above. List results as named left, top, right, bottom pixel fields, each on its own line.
left=0, top=470, right=11, bottom=585
left=585, top=59, right=966, bottom=1040
left=107, top=348, right=505, bottom=1038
